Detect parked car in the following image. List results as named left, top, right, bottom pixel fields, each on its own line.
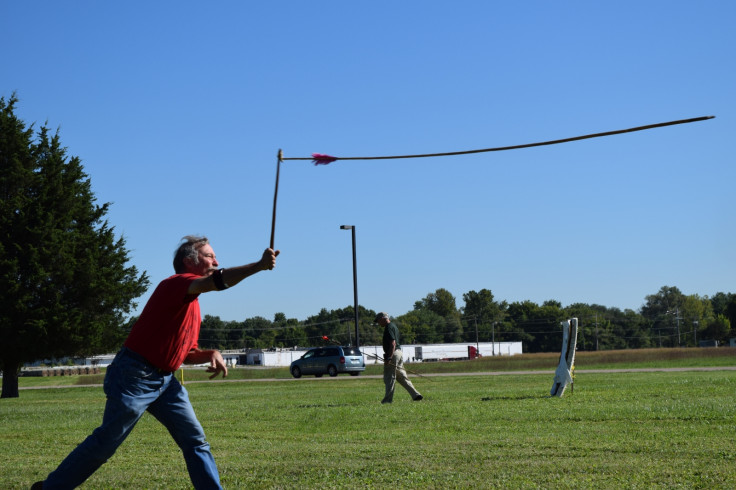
left=290, top=346, right=365, bottom=378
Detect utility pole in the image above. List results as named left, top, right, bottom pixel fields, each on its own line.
left=492, top=321, right=496, bottom=356
left=579, top=319, right=585, bottom=350
left=693, top=320, right=698, bottom=346
left=474, top=317, right=479, bottom=355
left=595, top=313, right=599, bottom=351
left=340, top=225, right=360, bottom=348
left=667, top=307, right=682, bottom=347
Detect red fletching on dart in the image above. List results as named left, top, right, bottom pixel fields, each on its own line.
left=322, top=335, right=341, bottom=345
left=312, top=153, right=338, bottom=165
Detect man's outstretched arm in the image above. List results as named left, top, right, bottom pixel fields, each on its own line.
left=188, top=248, right=279, bottom=295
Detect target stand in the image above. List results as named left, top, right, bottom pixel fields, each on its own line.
left=550, top=318, right=578, bottom=397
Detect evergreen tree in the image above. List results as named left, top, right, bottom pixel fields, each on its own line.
left=0, top=95, right=149, bottom=398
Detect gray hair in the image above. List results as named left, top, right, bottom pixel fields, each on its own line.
left=374, top=312, right=390, bottom=322
left=173, top=235, right=209, bottom=273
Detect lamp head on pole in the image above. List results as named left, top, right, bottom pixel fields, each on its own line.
left=340, top=225, right=354, bottom=230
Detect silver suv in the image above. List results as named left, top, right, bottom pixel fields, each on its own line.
left=290, top=346, right=365, bottom=378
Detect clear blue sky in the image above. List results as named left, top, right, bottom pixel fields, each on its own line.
left=4, top=2, right=734, bottom=322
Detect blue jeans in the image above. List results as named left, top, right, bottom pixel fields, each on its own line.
left=43, top=348, right=222, bottom=489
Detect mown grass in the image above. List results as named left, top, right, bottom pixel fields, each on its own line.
left=2, top=351, right=735, bottom=488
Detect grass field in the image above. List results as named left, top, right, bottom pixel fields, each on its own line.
left=2, top=348, right=735, bottom=488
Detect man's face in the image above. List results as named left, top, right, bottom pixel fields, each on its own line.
left=187, top=243, right=219, bottom=276
left=377, top=317, right=389, bottom=327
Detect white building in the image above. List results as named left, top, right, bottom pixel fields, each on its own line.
left=361, top=342, right=522, bottom=364
left=238, top=348, right=303, bottom=367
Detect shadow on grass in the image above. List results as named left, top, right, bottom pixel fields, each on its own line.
left=480, top=395, right=547, bottom=401
left=296, top=403, right=350, bottom=408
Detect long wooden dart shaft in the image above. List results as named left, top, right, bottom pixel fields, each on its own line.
left=270, top=150, right=282, bottom=249
left=282, top=115, right=714, bottom=162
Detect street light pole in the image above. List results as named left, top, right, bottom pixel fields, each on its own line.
left=667, top=307, right=682, bottom=347
left=340, top=225, right=360, bottom=348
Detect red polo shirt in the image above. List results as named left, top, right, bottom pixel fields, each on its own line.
left=124, top=273, right=201, bottom=372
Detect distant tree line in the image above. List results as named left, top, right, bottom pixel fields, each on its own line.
left=197, top=286, right=736, bottom=353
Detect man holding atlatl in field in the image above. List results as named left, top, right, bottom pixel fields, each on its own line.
left=375, top=312, right=422, bottom=403
left=34, top=236, right=279, bottom=490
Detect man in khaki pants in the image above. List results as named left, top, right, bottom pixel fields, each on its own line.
left=375, top=312, right=423, bottom=403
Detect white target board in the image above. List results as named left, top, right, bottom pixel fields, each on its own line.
left=550, top=318, right=578, bottom=397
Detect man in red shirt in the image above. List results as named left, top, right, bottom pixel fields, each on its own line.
left=34, top=236, right=279, bottom=489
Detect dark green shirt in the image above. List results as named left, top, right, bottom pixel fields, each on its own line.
left=382, top=321, right=401, bottom=353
